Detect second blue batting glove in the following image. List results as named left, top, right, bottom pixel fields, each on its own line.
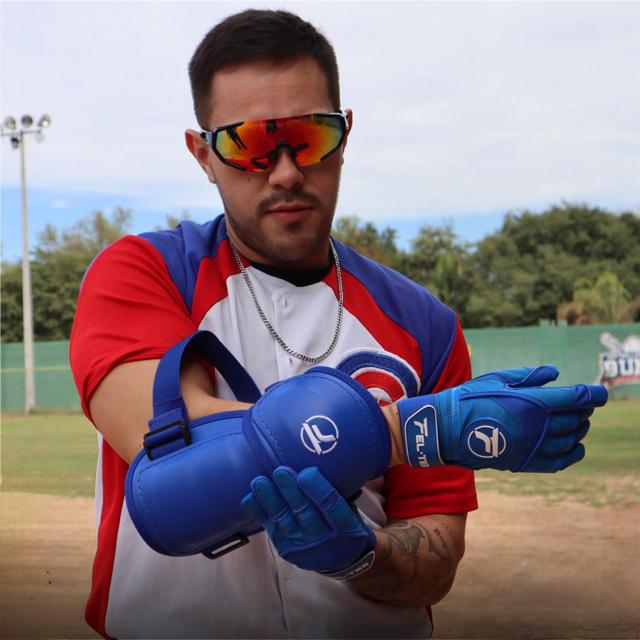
left=241, top=466, right=376, bottom=579
left=398, top=365, right=608, bottom=473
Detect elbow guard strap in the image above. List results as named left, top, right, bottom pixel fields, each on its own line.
left=125, top=331, right=390, bottom=558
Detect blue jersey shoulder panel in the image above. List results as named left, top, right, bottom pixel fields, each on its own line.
left=333, top=239, right=457, bottom=394
left=139, top=214, right=227, bottom=313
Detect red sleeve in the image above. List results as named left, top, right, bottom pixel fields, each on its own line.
left=69, top=236, right=197, bottom=419
left=384, top=317, right=478, bottom=518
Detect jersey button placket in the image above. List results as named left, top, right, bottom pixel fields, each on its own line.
left=272, top=288, right=291, bottom=378
left=281, top=294, right=294, bottom=368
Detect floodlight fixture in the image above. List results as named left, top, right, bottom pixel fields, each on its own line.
left=3, top=116, right=17, bottom=130
left=21, top=114, right=34, bottom=128
left=38, top=114, right=51, bottom=128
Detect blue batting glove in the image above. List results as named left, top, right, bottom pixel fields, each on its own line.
left=241, top=466, right=376, bottom=579
left=398, top=365, right=608, bottom=473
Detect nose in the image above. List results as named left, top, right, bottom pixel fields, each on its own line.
left=268, top=147, right=304, bottom=191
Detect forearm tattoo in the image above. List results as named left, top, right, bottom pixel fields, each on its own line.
left=348, top=517, right=457, bottom=606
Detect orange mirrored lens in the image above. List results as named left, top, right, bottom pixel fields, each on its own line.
left=214, top=113, right=345, bottom=171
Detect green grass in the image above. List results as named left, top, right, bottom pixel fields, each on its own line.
left=475, top=399, right=640, bottom=507
left=1, top=401, right=638, bottom=506
left=1, top=413, right=97, bottom=496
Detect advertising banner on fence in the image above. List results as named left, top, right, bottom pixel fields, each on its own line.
left=596, top=332, right=640, bottom=392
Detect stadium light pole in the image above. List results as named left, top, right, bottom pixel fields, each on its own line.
left=1, top=114, right=52, bottom=414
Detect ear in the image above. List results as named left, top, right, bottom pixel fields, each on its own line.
left=340, top=109, right=353, bottom=165
left=185, top=129, right=217, bottom=184
left=344, top=109, right=353, bottom=139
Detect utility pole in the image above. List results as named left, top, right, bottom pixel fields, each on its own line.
left=2, top=114, right=52, bottom=414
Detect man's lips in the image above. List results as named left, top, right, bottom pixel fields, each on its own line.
left=265, top=204, right=314, bottom=222
left=266, top=203, right=313, bottom=213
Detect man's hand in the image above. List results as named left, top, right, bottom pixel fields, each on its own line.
left=241, top=466, right=376, bottom=579
left=397, top=365, right=608, bottom=472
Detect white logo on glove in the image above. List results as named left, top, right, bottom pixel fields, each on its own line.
left=413, top=418, right=429, bottom=467
left=300, top=416, right=339, bottom=455
left=468, top=425, right=507, bottom=458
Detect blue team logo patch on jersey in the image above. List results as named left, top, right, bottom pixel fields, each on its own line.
left=335, top=350, right=420, bottom=406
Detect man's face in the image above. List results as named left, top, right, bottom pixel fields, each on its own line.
left=186, top=57, right=351, bottom=269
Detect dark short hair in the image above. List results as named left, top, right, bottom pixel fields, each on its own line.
left=189, top=9, right=341, bottom=127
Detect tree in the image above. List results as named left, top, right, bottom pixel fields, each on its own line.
left=399, top=223, right=473, bottom=316
left=36, top=207, right=132, bottom=259
left=558, top=271, right=636, bottom=324
left=1, top=208, right=132, bottom=342
left=466, top=203, right=640, bottom=327
left=333, top=216, right=401, bottom=267
left=332, top=204, right=639, bottom=328
left=0, top=262, right=23, bottom=342
left=155, top=210, right=191, bottom=231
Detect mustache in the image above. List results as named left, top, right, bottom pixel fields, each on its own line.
left=258, top=191, right=321, bottom=214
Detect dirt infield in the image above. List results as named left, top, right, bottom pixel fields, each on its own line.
left=1, top=490, right=638, bottom=639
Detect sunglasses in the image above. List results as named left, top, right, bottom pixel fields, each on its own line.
left=200, top=112, right=348, bottom=172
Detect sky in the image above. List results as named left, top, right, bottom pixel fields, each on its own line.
left=1, top=1, right=639, bottom=261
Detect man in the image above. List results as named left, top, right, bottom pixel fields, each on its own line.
left=70, top=9, right=602, bottom=639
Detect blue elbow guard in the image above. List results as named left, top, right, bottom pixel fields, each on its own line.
left=126, top=410, right=261, bottom=557
left=125, top=331, right=390, bottom=558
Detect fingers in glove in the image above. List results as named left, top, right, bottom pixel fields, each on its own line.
left=241, top=492, right=269, bottom=526
left=247, top=476, right=301, bottom=537
left=527, top=443, right=586, bottom=473
left=477, top=365, right=559, bottom=388
left=250, top=476, right=287, bottom=518
left=298, top=467, right=363, bottom=532
left=548, top=410, right=593, bottom=435
left=537, top=420, right=590, bottom=456
left=272, top=467, right=326, bottom=536
left=508, top=365, right=560, bottom=388
left=526, top=384, right=608, bottom=411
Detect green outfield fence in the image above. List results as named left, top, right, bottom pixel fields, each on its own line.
left=1, top=322, right=639, bottom=413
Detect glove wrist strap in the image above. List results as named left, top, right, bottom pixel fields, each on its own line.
left=321, top=548, right=376, bottom=580
left=397, top=394, right=445, bottom=467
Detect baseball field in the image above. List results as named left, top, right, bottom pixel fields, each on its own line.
left=1, top=401, right=639, bottom=639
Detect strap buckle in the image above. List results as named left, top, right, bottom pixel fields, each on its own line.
left=143, top=418, right=191, bottom=461
left=202, top=534, right=250, bottom=560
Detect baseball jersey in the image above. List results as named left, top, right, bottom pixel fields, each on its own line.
left=70, top=214, right=478, bottom=639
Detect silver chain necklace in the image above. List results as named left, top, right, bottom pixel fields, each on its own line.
left=229, top=237, right=344, bottom=364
